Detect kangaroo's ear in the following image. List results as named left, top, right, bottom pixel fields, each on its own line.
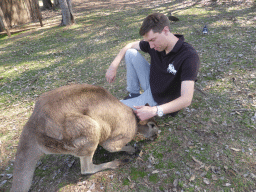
left=145, top=103, right=150, bottom=106
left=147, top=121, right=157, bottom=128
left=138, top=120, right=147, bottom=126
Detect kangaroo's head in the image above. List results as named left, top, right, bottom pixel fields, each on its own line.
left=137, top=118, right=158, bottom=141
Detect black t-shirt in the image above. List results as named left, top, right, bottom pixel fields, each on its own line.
left=139, top=34, right=200, bottom=105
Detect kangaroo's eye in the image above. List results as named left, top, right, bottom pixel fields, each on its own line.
left=147, top=122, right=157, bottom=129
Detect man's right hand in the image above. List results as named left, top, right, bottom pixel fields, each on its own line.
left=106, top=66, right=117, bottom=83
left=105, top=41, right=140, bottom=83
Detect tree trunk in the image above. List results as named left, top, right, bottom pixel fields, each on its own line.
left=59, top=0, right=75, bottom=26
left=0, top=0, right=43, bottom=32
left=0, top=6, right=11, bottom=36
left=0, top=0, right=31, bottom=28
left=33, top=0, right=43, bottom=27
left=54, top=0, right=60, bottom=7
left=42, top=0, right=53, bottom=9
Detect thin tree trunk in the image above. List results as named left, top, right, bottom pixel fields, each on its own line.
left=59, top=0, right=74, bottom=26
left=0, top=6, right=11, bottom=37
left=54, top=0, right=59, bottom=7
left=33, top=0, right=43, bottom=27
left=42, top=0, right=53, bottom=9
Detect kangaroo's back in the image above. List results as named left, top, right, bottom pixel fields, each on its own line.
left=32, top=84, right=136, bottom=141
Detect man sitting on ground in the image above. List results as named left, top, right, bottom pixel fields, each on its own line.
left=106, top=12, right=200, bottom=121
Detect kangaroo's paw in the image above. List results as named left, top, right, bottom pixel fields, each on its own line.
left=80, top=160, right=121, bottom=175
left=121, top=145, right=136, bottom=154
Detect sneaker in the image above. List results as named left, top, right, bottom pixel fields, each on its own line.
left=123, top=93, right=141, bottom=100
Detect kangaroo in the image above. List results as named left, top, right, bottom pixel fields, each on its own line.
left=10, top=84, right=158, bottom=192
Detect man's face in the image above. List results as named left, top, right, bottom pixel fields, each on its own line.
left=143, top=29, right=167, bottom=52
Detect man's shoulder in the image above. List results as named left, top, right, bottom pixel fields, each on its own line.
left=181, top=42, right=198, bottom=55
left=173, top=42, right=199, bottom=63
left=139, top=40, right=150, bottom=52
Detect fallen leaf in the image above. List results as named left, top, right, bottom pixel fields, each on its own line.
left=223, top=183, right=232, bottom=187
left=89, top=183, right=95, bottom=190
left=191, top=156, right=203, bottom=165
left=201, top=172, right=207, bottom=177
left=212, top=174, right=218, bottom=181
left=211, top=166, right=221, bottom=174
left=189, top=175, right=196, bottom=182
left=231, top=148, right=241, bottom=152
left=136, top=157, right=144, bottom=162
left=211, top=119, right=218, bottom=124
left=130, top=183, right=135, bottom=189
left=195, top=164, right=205, bottom=170
left=0, top=180, right=7, bottom=187
left=205, top=165, right=211, bottom=171
left=226, top=169, right=236, bottom=176
left=173, top=179, right=179, bottom=187
left=250, top=173, right=256, bottom=179
left=203, top=178, right=210, bottom=185
left=192, top=156, right=205, bottom=170
left=149, top=154, right=158, bottom=165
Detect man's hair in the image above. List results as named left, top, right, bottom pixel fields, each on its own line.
left=139, top=13, right=171, bottom=36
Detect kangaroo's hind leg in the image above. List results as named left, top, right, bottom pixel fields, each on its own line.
left=64, top=114, right=122, bottom=175
left=79, top=154, right=121, bottom=174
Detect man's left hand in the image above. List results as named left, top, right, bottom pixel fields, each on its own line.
left=133, top=106, right=157, bottom=121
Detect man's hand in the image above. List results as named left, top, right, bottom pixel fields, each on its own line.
left=133, top=105, right=157, bottom=121
left=106, top=41, right=140, bottom=83
left=106, top=66, right=117, bottom=83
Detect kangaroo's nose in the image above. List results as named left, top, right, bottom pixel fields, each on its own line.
left=150, top=132, right=158, bottom=141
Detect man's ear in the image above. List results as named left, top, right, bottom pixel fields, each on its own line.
left=162, top=26, right=170, bottom=35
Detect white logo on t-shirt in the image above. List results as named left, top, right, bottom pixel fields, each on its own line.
left=167, top=63, right=177, bottom=75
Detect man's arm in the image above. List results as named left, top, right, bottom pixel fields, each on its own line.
left=106, top=41, right=140, bottom=83
left=134, top=80, right=195, bottom=121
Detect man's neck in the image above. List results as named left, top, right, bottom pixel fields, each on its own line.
left=165, top=34, right=179, bottom=54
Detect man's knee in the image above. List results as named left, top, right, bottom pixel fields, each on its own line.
left=125, top=48, right=138, bottom=60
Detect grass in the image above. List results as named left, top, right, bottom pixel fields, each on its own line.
left=0, top=0, right=256, bottom=191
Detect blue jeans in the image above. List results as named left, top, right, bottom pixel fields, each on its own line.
left=120, top=49, right=158, bottom=109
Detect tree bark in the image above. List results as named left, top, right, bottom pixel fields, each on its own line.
left=59, top=0, right=75, bottom=26
left=0, top=6, right=11, bottom=36
left=0, top=0, right=30, bottom=27
left=54, top=0, right=60, bottom=7
left=33, top=0, right=43, bottom=27
left=42, top=0, right=53, bottom=9
left=0, top=0, right=43, bottom=30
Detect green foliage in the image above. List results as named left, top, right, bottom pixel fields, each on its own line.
left=130, top=167, right=147, bottom=180
left=122, top=178, right=130, bottom=186
left=149, top=174, right=159, bottom=184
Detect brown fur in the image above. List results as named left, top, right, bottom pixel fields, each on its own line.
left=11, top=84, right=158, bottom=192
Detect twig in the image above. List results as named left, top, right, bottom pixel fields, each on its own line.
left=195, top=87, right=208, bottom=96
left=232, top=109, right=253, bottom=112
